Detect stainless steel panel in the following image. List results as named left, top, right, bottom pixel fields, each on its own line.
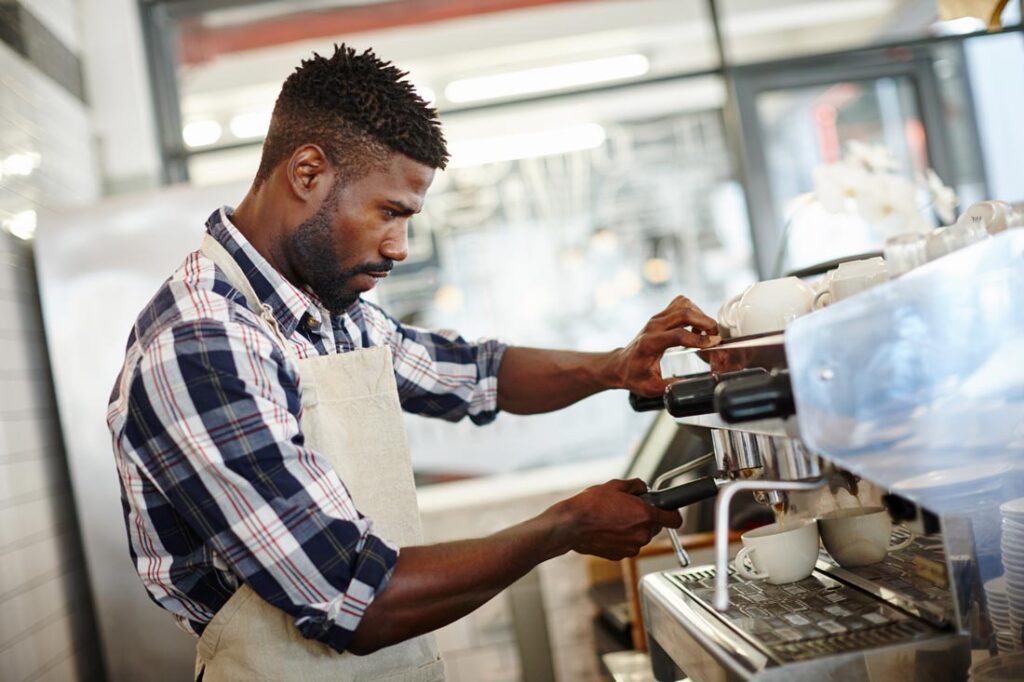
left=34, top=183, right=248, bottom=682
left=784, top=229, right=1024, bottom=517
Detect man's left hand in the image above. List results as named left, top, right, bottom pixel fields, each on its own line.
left=612, top=296, right=721, bottom=398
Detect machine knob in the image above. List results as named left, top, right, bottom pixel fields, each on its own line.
left=628, top=392, right=666, bottom=412
left=628, top=368, right=767, bottom=415
left=663, top=375, right=717, bottom=417
left=714, top=369, right=795, bottom=422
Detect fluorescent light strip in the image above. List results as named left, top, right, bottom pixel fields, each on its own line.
left=229, top=110, right=272, bottom=139
left=183, top=120, right=222, bottom=148
left=2, top=210, right=37, bottom=240
left=445, top=54, right=649, bottom=104
left=448, top=123, right=606, bottom=169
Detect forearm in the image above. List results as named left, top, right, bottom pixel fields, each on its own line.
left=349, top=506, right=572, bottom=654
left=349, top=478, right=683, bottom=655
left=496, top=346, right=623, bottom=414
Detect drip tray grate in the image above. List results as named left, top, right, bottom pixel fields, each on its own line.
left=666, top=565, right=942, bottom=664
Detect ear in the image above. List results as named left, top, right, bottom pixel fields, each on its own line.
left=285, top=145, right=333, bottom=203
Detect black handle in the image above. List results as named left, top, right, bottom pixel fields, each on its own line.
left=629, top=392, right=667, bottom=412
left=714, top=369, right=795, bottom=423
left=628, top=368, right=768, bottom=415
left=639, top=476, right=720, bottom=510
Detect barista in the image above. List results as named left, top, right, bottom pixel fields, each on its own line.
left=106, top=44, right=721, bottom=681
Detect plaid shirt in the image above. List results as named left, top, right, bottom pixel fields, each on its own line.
left=106, top=207, right=507, bottom=653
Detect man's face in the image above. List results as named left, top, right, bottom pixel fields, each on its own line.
left=289, top=152, right=435, bottom=315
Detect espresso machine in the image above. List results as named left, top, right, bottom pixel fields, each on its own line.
left=630, top=227, right=1024, bottom=681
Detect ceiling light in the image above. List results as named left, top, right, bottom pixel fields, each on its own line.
left=1, top=152, right=41, bottom=177
left=448, top=123, right=606, bottom=168
left=229, top=110, right=271, bottom=139
left=590, top=228, right=619, bottom=253
left=2, top=210, right=37, bottom=240
left=445, top=54, right=649, bottom=104
left=643, top=257, right=672, bottom=284
left=183, top=120, right=222, bottom=148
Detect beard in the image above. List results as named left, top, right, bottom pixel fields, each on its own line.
left=289, top=197, right=394, bottom=316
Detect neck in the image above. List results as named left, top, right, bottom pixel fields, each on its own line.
left=231, top=187, right=302, bottom=286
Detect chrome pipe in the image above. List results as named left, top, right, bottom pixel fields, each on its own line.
left=710, top=429, right=731, bottom=475
left=652, top=452, right=717, bottom=567
left=651, top=451, right=716, bottom=491
left=712, top=477, right=828, bottom=611
left=728, top=431, right=765, bottom=472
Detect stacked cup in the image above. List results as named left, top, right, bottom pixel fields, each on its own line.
left=999, top=498, right=1024, bottom=645
left=985, top=577, right=1019, bottom=652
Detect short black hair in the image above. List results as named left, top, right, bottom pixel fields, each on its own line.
left=254, top=44, right=448, bottom=188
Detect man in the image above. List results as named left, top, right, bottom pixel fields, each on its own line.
left=107, top=45, right=720, bottom=681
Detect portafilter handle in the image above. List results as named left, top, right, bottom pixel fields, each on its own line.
left=714, top=369, right=795, bottom=422
left=629, top=368, right=768, bottom=416
left=638, top=477, right=720, bottom=510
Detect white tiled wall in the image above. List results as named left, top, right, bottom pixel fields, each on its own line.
left=0, top=5, right=103, bottom=681
left=0, top=233, right=97, bottom=681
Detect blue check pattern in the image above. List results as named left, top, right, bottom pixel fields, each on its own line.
left=106, top=207, right=507, bottom=652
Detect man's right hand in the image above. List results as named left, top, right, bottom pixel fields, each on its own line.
left=548, top=478, right=683, bottom=560
left=349, top=477, right=682, bottom=655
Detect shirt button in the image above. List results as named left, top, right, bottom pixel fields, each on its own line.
left=306, top=316, right=320, bottom=331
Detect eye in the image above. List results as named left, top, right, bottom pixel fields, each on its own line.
left=383, top=208, right=400, bottom=220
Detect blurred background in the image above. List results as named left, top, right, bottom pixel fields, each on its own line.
left=1, top=1, right=1022, bottom=680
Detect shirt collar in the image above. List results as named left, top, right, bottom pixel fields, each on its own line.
left=205, top=207, right=325, bottom=339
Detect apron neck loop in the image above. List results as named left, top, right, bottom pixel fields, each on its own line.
left=200, top=234, right=292, bottom=351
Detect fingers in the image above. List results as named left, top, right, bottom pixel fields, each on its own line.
left=652, top=507, right=683, bottom=529
left=645, top=328, right=719, bottom=352
left=676, top=328, right=721, bottom=349
left=623, top=478, right=648, bottom=495
left=678, top=305, right=720, bottom=335
left=604, top=478, right=648, bottom=495
left=649, top=296, right=720, bottom=335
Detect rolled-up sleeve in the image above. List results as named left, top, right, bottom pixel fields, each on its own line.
left=362, top=302, right=508, bottom=424
left=123, top=318, right=395, bottom=653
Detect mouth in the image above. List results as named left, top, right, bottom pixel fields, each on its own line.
left=366, top=271, right=390, bottom=279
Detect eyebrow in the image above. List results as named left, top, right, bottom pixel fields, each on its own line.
left=385, top=199, right=419, bottom=216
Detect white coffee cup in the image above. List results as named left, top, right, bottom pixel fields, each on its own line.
left=817, top=506, right=914, bottom=568
left=719, top=277, right=816, bottom=336
left=958, top=200, right=1022, bottom=236
left=733, top=519, right=819, bottom=584
left=813, top=257, right=888, bottom=309
left=884, top=233, right=929, bottom=277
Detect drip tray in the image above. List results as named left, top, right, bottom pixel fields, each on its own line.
left=666, top=566, right=939, bottom=664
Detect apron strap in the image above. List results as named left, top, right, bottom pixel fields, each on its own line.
left=200, top=231, right=291, bottom=351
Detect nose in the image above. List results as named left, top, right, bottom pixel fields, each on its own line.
left=380, top=220, right=408, bottom=262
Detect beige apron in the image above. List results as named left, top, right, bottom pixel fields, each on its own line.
left=194, top=235, right=444, bottom=681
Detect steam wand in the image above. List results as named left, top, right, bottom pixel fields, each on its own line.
left=650, top=452, right=718, bottom=568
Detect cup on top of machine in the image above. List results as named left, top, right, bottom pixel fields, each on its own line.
left=817, top=506, right=914, bottom=568
left=718, top=276, right=816, bottom=337
left=733, top=519, right=819, bottom=585
left=884, top=232, right=929, bottom=277
left=812, top=257, right=889, bottom=309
